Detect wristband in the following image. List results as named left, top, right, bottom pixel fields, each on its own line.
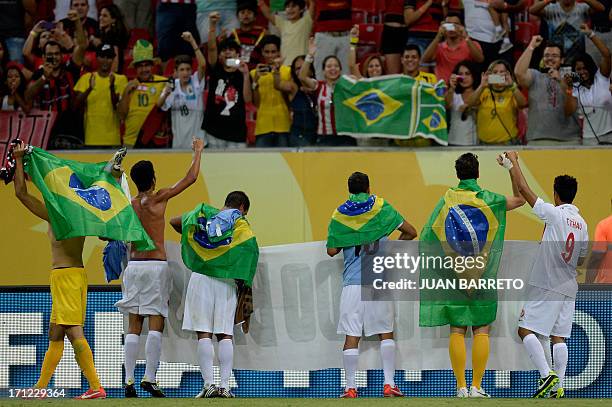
left=30, top=30, right=38, bottom=37
left=350, top=37, right=358, bottom=45
left=588, top=31, right=595, bottom=39
left=499, top=155, right=513, bottom=170
left=305, top=54, right=314, bottom=64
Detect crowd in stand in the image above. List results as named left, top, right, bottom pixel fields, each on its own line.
left=0, top=0, right=611, bottom=148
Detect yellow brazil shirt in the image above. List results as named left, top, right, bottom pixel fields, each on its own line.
left=250, top=65, right=291, bottom=135
left=74, top=72, right=128, bottom=146
left=124, top=75, right=167, bottom=147
left=477, top=87, right=518, bottom=144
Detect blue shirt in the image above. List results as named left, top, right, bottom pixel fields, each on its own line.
left=342, top=236, right=389, bottom=286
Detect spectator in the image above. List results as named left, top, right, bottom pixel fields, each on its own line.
left=515, top=35, right=581, bottom=144
left=204, top=13, right=252, bottom=148
left=348, top=25, right=385, bottom=78
left=380, top=0, right=409, bottom=74
left=157, top=33, right=207, bottom=149
left=22, top=23, right=67, bottom=70
left=567, top=26, right=612, bottom=145
left=0, top=0, right=36, bottom=63
left=404, top=0, right=447, bottom=72
left=220, top=1, right=266, bottom=70
left=402, top=44, right=437, bottom=83
left=530, top=0, right=605, bottom=64
left=445, top=60, right=480, bottom=145
left=54, top=0, right=98, bottom=21
left=117, top=40, right=167, bottom=148
left=60, top=0, right=99, bottom=41
left=422, top=12, right=484, bottom=84
left=587, top=0, right=612, bottom=66
left=1, top=62, right=31, bottom=112
left=299, top=38, right=356, bottom=146
left=488, top=0, right=513, bottom=54
left=196, top=0, right=238, bottom=44
left=91, top=4, right=129, bottom=73
left=25, top=17, right=87, bottom=148
left=312, top=0, right=352, bottom=80
left=251, top=35, right=291, bottom=147
left=274, top=55, right=317, bottom=146
left=466, top=59, right=527, bottom=144
left=74, top=44, right=128, bottom=147
left=115, top=0, right=154, bottom=34
left=156, top=0, right=200, bottom=63
left=259, top=0, right=314, bottom=68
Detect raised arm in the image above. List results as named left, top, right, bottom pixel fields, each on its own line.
left=445, top=75, right=457, bottom=107
left=153, top=138, right=204, bottom=202
left=257, top=0, right=276, bottom=25
left=13, top=142, right=49, bottom=221
left=422, top=24, right=444, bottom=63
left=462, top=27, right=484, bottom=63
left=583, top=0, right=605, bottom=13
left=239, top=62, right=253, bottom=104
left=505, top=151, right=538, bottom=207
left=299, top=38, right=319, bottom=90
left=170, top=215, right=183, bottom=234
left=529, top=0, right=550, bottom=17
left=23, top=22, right=43, bottom=67
left=398, top=220, right=417, bottom=240
left=207, top=12, right=220, bottom=67
left=497, top=154, right=526, bottom=210
left=491, top=0, right=527, bottom=13
left=182, top=31, right=206, bottom=80
left=68, top=9, right=87, bottom=66
left=465, top=72, right=488, bottom=108
left=515, top=35, right=542, bottom=88
left=404, top=0, right=433, bottom=26
left=581, top=24, right=611, bottom=77
left=348, top=25, right=362, bottom=78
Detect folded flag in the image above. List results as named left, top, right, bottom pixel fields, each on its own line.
left=181, top=203, right=259, bottom=287
left=327, top=193, right=404, bottom=248
left=333, top=74, right=448, bottom=145
left=24, top=147, right=154, bottom=251
left=419, top=179, right=507, bottom=327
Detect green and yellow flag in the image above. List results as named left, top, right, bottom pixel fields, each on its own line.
left=419, top=179, right=507, bottom=327
left=24, top=147, right=154, bottom=251
left=181, top=203, right=259, bottom=286
left=333, top=75, right=448, bottom=145
left=327, top=193, right=404, bottom=248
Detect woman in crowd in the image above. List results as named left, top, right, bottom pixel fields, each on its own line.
left=566, top=25, right=612, bottom=145
left=446, top=60, right=480, bottom=146
left=1, top=63, right=31, bottom=112
left=466, top=59, right=527, bottom=145
left=92, top=4, right=129, bottom=72
left=22, top=21, right=69, bottom=73
left=299, top=38, right=356, bottom=146
left=274, top=55, right=318, bottom=147
left=348, top=25, right=385, bottom=79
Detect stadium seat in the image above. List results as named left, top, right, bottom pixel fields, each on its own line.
left=515, top=22, right=534, bottom=47
left=128, top=28, right=153, bottom=51
left=352, top=10, right=367, bottom=24
left=353, top=0, right=379, bottom=23
left=358, top=23, right=384, bottom=46
left=246, top=103, right=257, bottom=146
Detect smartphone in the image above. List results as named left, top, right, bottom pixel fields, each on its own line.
left=456, top=75, right=464, bottom=82
left=225, top=58, right=241, bottom=68
left=488, top=74, right=505, bottom=84
left=258, top=65, right=272, bottom=73
left=41, top=21, right=57, bottom=31
left=442, top=23, right=455, bottom=31
left=559, top=66, right=572, bottom=78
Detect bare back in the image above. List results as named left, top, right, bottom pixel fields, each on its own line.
left=48, top=226, right=85, bottom=269
left=131, top=193, right=168, bottom=260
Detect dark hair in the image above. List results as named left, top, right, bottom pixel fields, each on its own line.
left=285, top=0, right=306, bottom=8
left=70, top=0, right=88, bottom=6
left=130, top=160, right=155, bottom=192
left=572, top=52, right=598, bottom=84
left=291, top=55, right=313, bottom=85
left=446, top=10, right=464, bottom=24
left=2, top=65, right=27, bottom=99
left=361, top=54, right=385, bottom=78
left=348, top=172, right=370, bottom=194
left=237, top=0, right=257, bottom=14
left=174, top=54, right=192, bottom=69
left=403, top=44, right=421, bottom=58
left=219, top=38, right=241, bottom=53
left=100, top=5, right=129, bottom=48
left=544, top=42, right=564, bottom=58
left=225, top=191, right=251, bottom=212
left=259, top=34, right=281, bottom=51
left=322, top=55, right=342, bottom=71
left=554, top=175, right=578, bottom=204
left=455, top=153, right=479, bottom=180
left=43, top=40, right=62, bottom=55
left=452, top=60, right=481, bottom=93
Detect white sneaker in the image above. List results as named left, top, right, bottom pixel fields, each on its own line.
left=470, top=385, right=491, bottom=398
left=456, top=387, right=469, bottom=398
left=499, top=38, right=514, bottom=54
left=195, top=384, right=219, bottom=398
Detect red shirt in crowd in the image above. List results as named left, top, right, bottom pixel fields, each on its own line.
left=435, top=40, right=482, bottom=83
left=314, top=0, right=352, bottom=33
left=384, top=0, right=407, bottom=23
left=405, top=0, right=445, bottom=35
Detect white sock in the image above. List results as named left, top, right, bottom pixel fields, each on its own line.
left=343, top=348, right=359, bottom=390
left=552, top=342, right=569, bottom=387
left=197, top=338, right=214, bottom=386
left=539, top=336, right=552, bottom=368
left=124, top=334, right=139, bottom=384
left=380, top=339, right=396, bottom=386
left=523, top=334, right=551, bottom=378
left=218, top=339, right=234, bottom=389
left=144, top=331, right=162, bottom=382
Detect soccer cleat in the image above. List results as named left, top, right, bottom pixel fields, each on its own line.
left=195, top=384, right=219, bottom=398
left=383, top=384, right=404, bottom=397
left=533, top=371, right=559, bottom=398
left=456, top=387, right=469, bottom=398
left=74, top=387, right=106, bottom=399
left=111, top=147, right=127, bottom=171
left=469, top=386, right=491, bottom=398
left=340, top=388, right=358, bottom=398
left=547, top=387, right=565, bottom=398
left=140, top=379, right=165, bottom=397
left=217, top=387, right=235, bottom=398
left=125, top=379, right=138, bottom=398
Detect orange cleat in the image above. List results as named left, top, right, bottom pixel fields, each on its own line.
left=74, top=387, right=107, bottom=399
left=383, top=384, right=404, bottom=397
left=340, top=388, right=358, bottom=398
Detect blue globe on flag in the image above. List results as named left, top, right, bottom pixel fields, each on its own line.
left=444, top=204, right=489, bottom=256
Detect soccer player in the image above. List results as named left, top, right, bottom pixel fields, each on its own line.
left=115, top=137, right=204, bottom=397
left=170, top=191, right=256, bottom=399
left=11, top=141, right=125, bottom=400
left=504, top=151, right=588, bottom=398
left=326, top=172, right=417, bottom=398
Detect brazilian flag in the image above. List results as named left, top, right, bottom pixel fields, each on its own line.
left=333, top=75, right=448, bottom=145
left=327, top=193, right=404, bottom=248
left=24, top=147, right=155, bottom=251
left=419, top=179, right=506, bottom=327
left=181, top=204, right=259, bottom=287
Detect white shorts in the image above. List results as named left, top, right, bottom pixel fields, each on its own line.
left=114, top=261, right=170, bottom=317
left=518, top=286, right=575, bottom=338
left=337, top=285, right=394, bottom=337
left=182, top=273, right=237, bottom=335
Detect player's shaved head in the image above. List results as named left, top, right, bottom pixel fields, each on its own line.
left=348, top=172, right=369, bottom=194
left=554, top=175, right=578, bottom=204
left=225, top=191, right=250, bottom=213
left=455, top=153, right=479, bottom=180
left=130, top=160, right=155, bottom=192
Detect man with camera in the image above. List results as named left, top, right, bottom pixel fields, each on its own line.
left=515, top=35, right=581, bottom=144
